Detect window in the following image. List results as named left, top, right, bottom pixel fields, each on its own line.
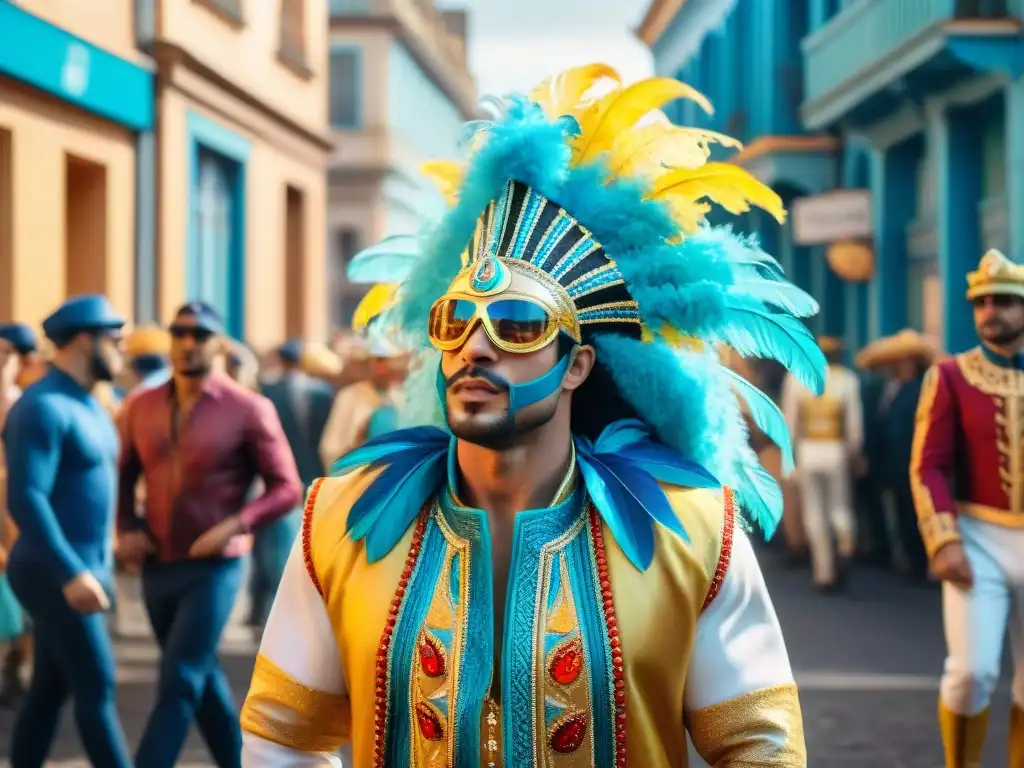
left=331, top=228, right=361, bottom=329
left=193, top=149, right=238, bottom=333
left=330, top=49, right=361, bottom=128
left=279, top=0, right=307, bottom=68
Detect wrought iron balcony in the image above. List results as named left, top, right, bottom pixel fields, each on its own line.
left=801, top=0, right=1018, bottom=129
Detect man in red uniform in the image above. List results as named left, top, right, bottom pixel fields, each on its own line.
left=912, top=249, right=1024, bottom=767
left=116, top=302, right=302, bottom=768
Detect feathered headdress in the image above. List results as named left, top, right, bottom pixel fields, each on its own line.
left=346, top=64, right=825, bottom=538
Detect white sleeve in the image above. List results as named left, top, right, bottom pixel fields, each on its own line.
left=684, top=526, right=807, bottom=765
left=241, top=536, right=350, bottom=767
left=845, top=370, right=864, bottom=456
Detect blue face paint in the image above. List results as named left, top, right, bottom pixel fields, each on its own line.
left=435, top=347, right=575, bottom=419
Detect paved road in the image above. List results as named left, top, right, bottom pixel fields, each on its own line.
left=0, top=550, right=1010, bottom=766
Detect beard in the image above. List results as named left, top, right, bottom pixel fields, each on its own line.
left=980, top=320, right=1024, bottom=347
left=444, top=365, right=559, bottom=450
left=90, top=347, right=114, bottom=382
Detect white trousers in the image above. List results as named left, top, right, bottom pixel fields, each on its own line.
left=796, top=440, right=855, bottom=585
left=941, top=515, right=1024, bottom=715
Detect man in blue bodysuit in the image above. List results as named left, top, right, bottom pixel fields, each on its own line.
left=2, top=295, right=132, bottom=767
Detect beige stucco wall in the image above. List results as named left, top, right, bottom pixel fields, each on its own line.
left=0, top=80, right=136, bottom=326
left=16, top=0, right=141, bottom=63
left=160, top=0, right=328, bottom=133
left=157, top=90, right=327, bottom=350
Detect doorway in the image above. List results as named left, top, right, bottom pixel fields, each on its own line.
left=64, top=153, right=108, bottom=298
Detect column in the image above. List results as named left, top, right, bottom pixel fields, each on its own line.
left=1006, top=75, right=1024, bottom=262
left=819, top=251, right=847, bottom=337
left=809, top=0, right=831, bottom=32
left=870, top=141, right=917, bottom=340
left=934, top=107, right=983, bottom=354
left=135, top=130, right=157, bottom=322
left=845, top=281, right=869, bottom=352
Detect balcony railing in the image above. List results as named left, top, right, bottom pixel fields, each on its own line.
left=802, top=0, right=1011, bottom=109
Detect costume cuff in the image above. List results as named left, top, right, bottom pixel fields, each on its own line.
left=920, top=513, right=961, bottom=559
left=686, top=683, right=806, bottom=766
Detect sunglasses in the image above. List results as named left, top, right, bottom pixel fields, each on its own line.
left=972, top=295, right=1020, bottom=309
left=428, top=296, right=566, bottom=354
left=169, top=325, right=214, bottom=343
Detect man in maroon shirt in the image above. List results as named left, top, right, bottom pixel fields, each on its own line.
left=116, top=302, right=302, bottom=768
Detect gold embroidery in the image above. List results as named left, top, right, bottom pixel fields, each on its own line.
left=240, top=653, right=350, bottom=752
left=686, top=683, right=806, bottom=766
left=957, top=348, right=1024, bottom=514
left=959, top=502, right=1024, bottom=528
left=910, top=365, right=962, bottom=558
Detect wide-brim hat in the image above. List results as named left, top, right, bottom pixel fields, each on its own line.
left=124, top=325, right=171, bottom=358
left=300, top=343, right=342, bottom=377
left=855, top=329, right=937, bottom=370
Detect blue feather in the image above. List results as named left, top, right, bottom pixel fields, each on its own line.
left=331, top=427, right=449, bottom=475
left=364, top=454, right=446, bottom=562
left=730, top=278, right=819, bottom=318
left=612, top=441, right=720, bottom=489
left=346, top=235, right=422, bottom=284
left=590, top=418, right=651, bottom=453
left=721, top=367, right=794, bottom=474
left=726, top=249, right=785, bottom=280
left=576, top=452, right=656, bottom=569
left=733, top=459, right=784, bottom=539
left=598, top=453, right=689, bottom=542
left=459, top=119, right=495, bottom=149
left=717, top=298, right=827, bottom=394
left=346, top=451, right=434, bottom=535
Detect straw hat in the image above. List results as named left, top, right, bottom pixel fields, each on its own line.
left=300, top=342, right=342, bottom=377
left=855, top=329, right=938, bottom=370
left=124, top=325, right=171, bottom=358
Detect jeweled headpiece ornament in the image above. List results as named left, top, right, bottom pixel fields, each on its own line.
left=346, top=64, right=827, bottom=536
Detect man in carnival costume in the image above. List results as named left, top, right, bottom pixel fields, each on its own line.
left=241, top=65, right=822, bottom=767
left=912, top=249, right=1024, bottom=766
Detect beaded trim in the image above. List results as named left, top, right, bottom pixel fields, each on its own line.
left=701, top=486, right=735, bottom=612
left=372, top=510, right=429, bottom=767
left=301, top=478, right=326, bottom=597
left=587, top=506, right=627, bottom=768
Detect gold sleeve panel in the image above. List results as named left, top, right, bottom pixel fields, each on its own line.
left=240, top=653, right=351, bottom=752
left=686, top=683, right=806, bottom=767
left=919, top=513, right=962, bottom=559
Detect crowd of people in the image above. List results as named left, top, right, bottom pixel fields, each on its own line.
left=0, top=294, right=408, bottom=767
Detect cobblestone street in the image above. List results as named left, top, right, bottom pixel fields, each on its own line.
left=0, top=549, right=1011, bottom=766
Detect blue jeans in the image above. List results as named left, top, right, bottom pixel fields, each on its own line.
left=136, top=557, right=244, bottom=768
left=249, top=508, right=301, bottom=627
left=7, top=560, right=131, bottom=768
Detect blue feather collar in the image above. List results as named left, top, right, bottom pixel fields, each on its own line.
left=331, top=419, right=719, bottom=571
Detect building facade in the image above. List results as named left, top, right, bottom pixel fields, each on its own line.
left=0, top=0, right=153, bottom=327
left=142, top=0, right=332, bottom=346
left=641, top=0, right=1024, bottom=355
left=327, top=0, right=476, bottom=329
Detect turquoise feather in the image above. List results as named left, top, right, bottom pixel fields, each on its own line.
left=730, top=278, right=819, bottom=318
left=733, top=458, right=784, bottom=538
left=346, top=235, right=421, bottom=285
left=721, top=367, right=794, bottom=474
left=717, top=298, right=827, bottom=395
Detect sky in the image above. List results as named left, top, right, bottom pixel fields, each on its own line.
left=434, top=0, right=655, bottom=97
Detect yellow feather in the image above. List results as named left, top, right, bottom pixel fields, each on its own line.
left=420, top=160, right=464, bottom=204
left=530, top=63, right=622, bottom=119
left=608, top=123, right=744, bottom=178
left=646, top=162, right=787, bottom=226
left=573, top=78, right=714, bottom=166
left=352, top=284, right=398, bottom=332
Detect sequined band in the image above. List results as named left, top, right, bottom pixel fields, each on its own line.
left=373, top=510, right=429, bottom=768
left=301, top=478, right=326, bottom=597
left=588, top=506, right=627, bottom=768
left=240, top=653, right=350, bottom=752
left=686, top=683, right=806, bottom=765
left=701, top=486, right=735, bottom=612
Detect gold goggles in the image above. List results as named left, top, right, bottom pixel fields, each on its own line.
left=427, top=295, right=576, bottom=354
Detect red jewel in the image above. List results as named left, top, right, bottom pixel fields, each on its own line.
left=415, top=703, right=444, bottom=741
left=418, top=635, right=445, bottom=677
left=550, top=712, right=588, bottom=753
left=548, top=638, right=584, bottom=685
